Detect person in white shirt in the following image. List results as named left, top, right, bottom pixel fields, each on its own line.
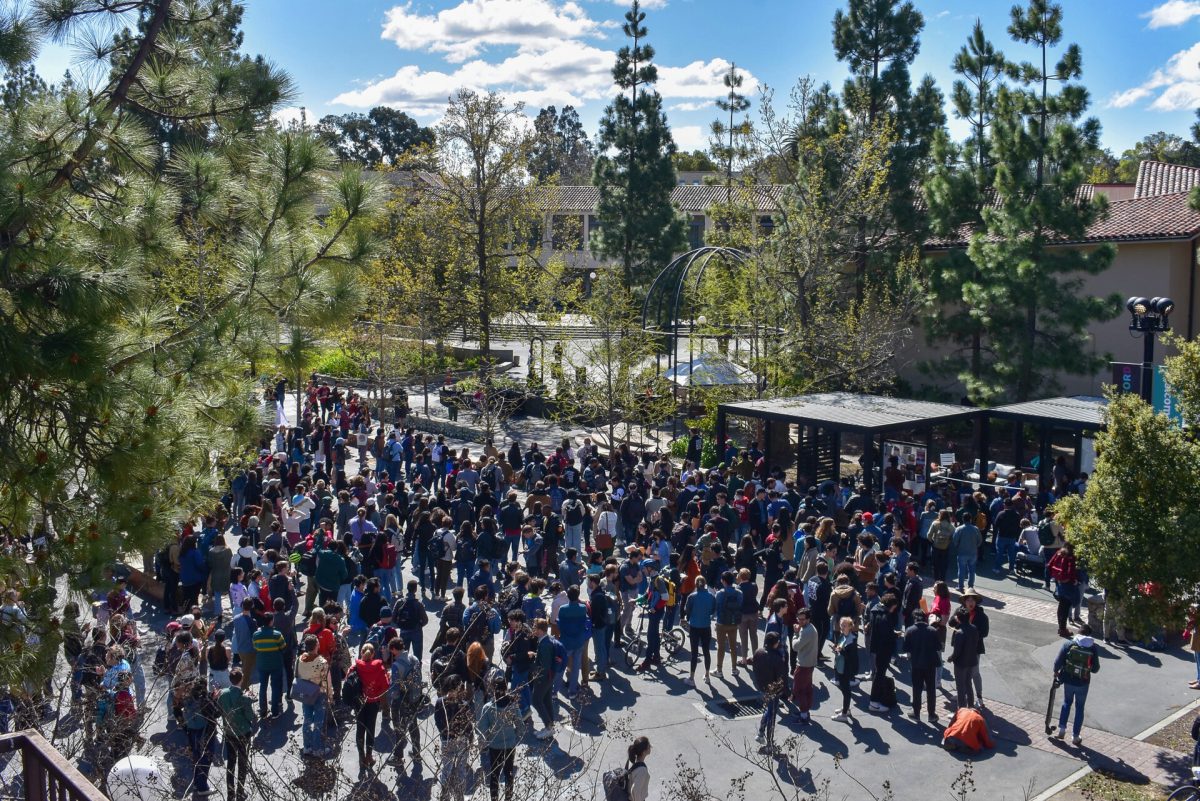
left=1018, top=520, right=1042, bottom=560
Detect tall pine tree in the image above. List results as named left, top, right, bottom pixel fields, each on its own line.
left=968, top=1, right=1120, bottom=401
left=593, top=0, right=686, bottom=288
left=832, top=0, right=944, bottom=293
left=709, top=62, right=752, bottom=202
left=923, top=22, right=1012, bottom=402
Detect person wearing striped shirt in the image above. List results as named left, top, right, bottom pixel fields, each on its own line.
left=252, top=614, right=287, bottom=719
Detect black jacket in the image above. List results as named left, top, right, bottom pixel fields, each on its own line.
left=960, top=606, right=990, bottom=654
left=903, top=621, right=942, bottom=670
left=867, top=606, right=899, bottom=657
left=751, top=645, right=788, bottom=695
left=949, top=621, right=981, bottom=668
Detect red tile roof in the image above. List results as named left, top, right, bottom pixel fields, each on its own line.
left=1134, top=161, right=1200, bottom=198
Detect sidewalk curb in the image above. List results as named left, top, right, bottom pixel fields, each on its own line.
left=1028, top=696, right=1200, bottom=801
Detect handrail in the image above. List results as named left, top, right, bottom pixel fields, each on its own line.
left=0, top=730, right=108, bottom=801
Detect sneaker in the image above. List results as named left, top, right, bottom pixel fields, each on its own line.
left=869, top=702, right=886, bottom=713
left=800, top=711, right=809, bottom=722
left=713, top=669, right=724, bottom=678
left=755, top=733, right=765, bottom=744
left=535, top=726, right=555, bottom=740
left=684, top=676, right=695, bottom=687
left=732, top=668, right=740, bottom=678
left=831, top=712, right=848, bottom=723
left=1072, top=735, right=1082, bottom=746
left=1053, top=727, right=1065, bottom=739
left=849, top=679, right=860, bottom=688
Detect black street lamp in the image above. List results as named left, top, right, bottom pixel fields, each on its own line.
left=1126, top=296, right=1174, bottom=403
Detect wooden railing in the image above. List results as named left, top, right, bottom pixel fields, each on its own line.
left=0, top=730, right=108, bottom=801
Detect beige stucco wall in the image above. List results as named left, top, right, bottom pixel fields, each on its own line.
left=907, top=238, right=1198, bottom=398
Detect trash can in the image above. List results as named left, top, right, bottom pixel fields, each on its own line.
left=1085, top=594, right=1105, bottom=634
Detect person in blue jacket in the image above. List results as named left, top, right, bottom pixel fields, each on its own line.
left=556, top=585, right=589, bottom=696
left=684, top=576, right=716, bottom=686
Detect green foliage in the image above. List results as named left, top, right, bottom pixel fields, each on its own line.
left=1056, top=390, right=1200, bottom=629
left=527, top=105, right=594, bottom=184
left=0, top=0, right=382, bottom=685
left=1113, top=131, right=1200, bottom=184
left=673, top=150, right=717, bottom=172
left=312, top=348, right=367, bottom=379
left=315, top=107, right=435, bottom=167
left=593, top=0, right=687, bottom=288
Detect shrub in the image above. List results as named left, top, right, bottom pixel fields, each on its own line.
left=313, top=349, right=366, bottom=378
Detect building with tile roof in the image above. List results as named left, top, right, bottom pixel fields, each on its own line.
left=918, top=160, right=1200, bottom=397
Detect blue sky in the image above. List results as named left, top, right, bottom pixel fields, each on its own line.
left=36, top=0, right=1200, bottom=157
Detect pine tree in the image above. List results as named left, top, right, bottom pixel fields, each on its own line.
left=922, top=22, right=1012, bottom=402
left=710, top=62, right=752, bottom=202
left=593, top=0, right=687, bottom=288
left=832, top=0, right=944, bottom=292
left=0, top=0, right=381, bottom=684
left=527, top=105, right=594, bottom=183
left=968, top=1, right=1120, bottom=401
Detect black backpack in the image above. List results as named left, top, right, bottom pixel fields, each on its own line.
left=341, top=669, right=363, bottom=708
left=564, top=500, right=584, bottom=526
left=430, top=529, right=450, bottom=561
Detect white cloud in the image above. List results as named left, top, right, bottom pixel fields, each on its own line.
left=669, top=101, right=713, bottom=112
left=271, top=106, right=307, bottom=128
left=609, top=0, right=668, bottom=7
left=381, top=0, right=602, bottom=62
left=658, top=58, right=759, bottom=99
left=1109, top=41, right=1200, bottom=111
left=935, top=10, right=950, bottom=19
left=672, top=125, right=707, bottom=152
left=1142, top=0, right=1200, bottom=28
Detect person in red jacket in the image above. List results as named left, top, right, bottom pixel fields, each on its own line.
left=304, top=608, right=336, bottom=661
left=352, top=642, right=390, bottom=772
left=1047, top=543, right=1080, bottom=638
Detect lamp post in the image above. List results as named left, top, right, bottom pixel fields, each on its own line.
left=1126, top=296, right=1174, bottom=404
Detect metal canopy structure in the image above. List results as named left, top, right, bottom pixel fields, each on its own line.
left=717, top=392, right=981, bottom=492
left=981, top=396, right=1107, bottom=492
left=987, top=396, right=1106, bottom=430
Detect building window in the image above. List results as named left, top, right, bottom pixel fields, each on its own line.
left=551, top=215, right=583, bottom=251
left=688, top=215, right=705, bottom=250
left=759, top=215, right=775, bottom=236
left=587, top=215, right=602, bottom=250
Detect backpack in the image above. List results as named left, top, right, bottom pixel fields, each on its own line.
left=663, top=578, right=677, bottom=608
left=238, top=554, right=255, bottom=574
left=602, top=762, right=644, bottom=801
left=331, top=629, right=352, bottom=673
left=564, top=500, right=584, bottom=526
left=430, top=529, right=450, bottom=562
left=1037, top=519, right=1056, bottom=548
left=366, top=624, right=396, bottom=651
left=395, top=597, right=427, bottom=631
left=930, top=523, right=953, bottom=550
left=393, top=654, right=423, bottom=707
left=341, top=669, right=363, bottom=708
left=298, top=547, right=317, bottom=577
left=873, top=674, right=896, bottom=707
left=1061, top=644, right=1094, bottom=682
left=836, top=593, right=856, bottom=620
left=603, top=591, right=618, bottom=627
left=717, top=589, right=742, bottom=626
left=380, top=540, right=397, bottom=570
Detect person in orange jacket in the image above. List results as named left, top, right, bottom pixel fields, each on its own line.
left=942, top=706, right=994, bottom=753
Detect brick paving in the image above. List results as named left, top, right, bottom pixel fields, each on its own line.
left=928, top=584, right=1062, bottom=627
left=919, top=693, right=1190, bottom=787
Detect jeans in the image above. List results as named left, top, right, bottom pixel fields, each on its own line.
left=388, top=698, right=421, bottom=760
left=562, top=644, right=585, bottom=695
left=690, top=627, right=712, bottom=673
left=953, top=663, right=975, bottom=709
left=506, top=535, right=521, bottom=562
left=532, top=678, right=555, bottom=728
left=302, top=696, right=328, bottom=755
left=373, top=568, right=394, bottom=601
left=932, top=548, right=950, bottom=583
left=400, top=628, right=423, bottom=661
left=564, top=525, right=582, bottom=552
left=1058, top=682, right=1088, bottom=737
left=510, top=667, right=532, bottom=715
left=256, top=664, right=284, bottom=716
left=356, top=700, right=380, bottom=759
left=995, top=538, right=1018, bottom=571
left=1194, top=651, right=1200, bottom=683
left=186, top=726, right=213, bottom=793
left=759, top=696, right=779, bottom=741
left=591, top=626, right=609, bottom=675
left=225, top=735, right=249, bottom=801
left=911, top=666, right=936, bottom=717
left=646, top=609, right=663, bottom=662
left=956, top=557, right=977, bottom=590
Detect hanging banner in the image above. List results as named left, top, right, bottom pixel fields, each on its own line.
left=882, top=440, right=928, bottom=496
left=1110, top=362, right=1141, bottom=396
left=1152, top=365, right=1186, bottom=428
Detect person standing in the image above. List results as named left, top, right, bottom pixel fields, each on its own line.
left=587, top=574, right=611, bottom=682
left=252, top=613, right=286, bottom=719
left=952, top=513, right=982, bottom=593
left=1052, top=627, right=1101, bottom=746
left=752, top=631, right=788, bottom=747
left=386, top=636, right=423, bottom=772
left=791, top=608, right=819, bottom=723
left=948, top=608, right=981, bottom=710
left=625, top=737, right=653, bottom=801
left=531, top=619, right=559, bottom=739
left=351, top=642, right=390, bottom=773
left=1047, top=543, right=1081, bottom=638
left=556, top=585, right=589, bottom=693
left=928, top=509, right=955, bottom=584
left=830, top=617, right=859, bottom=723
left=866, top=592, right=900, bottom=713
left=684, top=576, right=716, bottom=687
left=959, top=588, right=990, bottom=705
left=296, top=633, right=333, bottom=758
left=435, top=676, right=474, bottom=801
left=903, top=610, right=942, bottom=724
left=714, top=571, right=743, bottom=678
left=478, top=677, right=524, bottom=801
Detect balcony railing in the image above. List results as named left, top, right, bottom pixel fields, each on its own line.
left=0, top=730, right=108, bottom=801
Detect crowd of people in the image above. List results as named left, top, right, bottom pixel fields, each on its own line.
left=56, top=379, right=1121, bottom=799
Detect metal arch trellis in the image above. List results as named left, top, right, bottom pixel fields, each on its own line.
left=640, top=245, right=752, bottom=378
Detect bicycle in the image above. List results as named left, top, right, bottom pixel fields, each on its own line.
left=1169, top=767, right=1200, bottom=800
left=623, top=601, right=685, bottom=668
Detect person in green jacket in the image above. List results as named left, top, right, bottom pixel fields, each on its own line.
left=252, top=615, right=286, bottom=718
left=314, top=539, right=348, bottom=608
left=478, top=677, right=524, bottom=801
left=218, top=670, right=258, bottom=801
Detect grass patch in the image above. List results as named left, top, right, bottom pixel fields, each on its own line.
left=1052, top=772, right=1168, bottom=801
left=1146, top=711, right=1198, bottom=755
